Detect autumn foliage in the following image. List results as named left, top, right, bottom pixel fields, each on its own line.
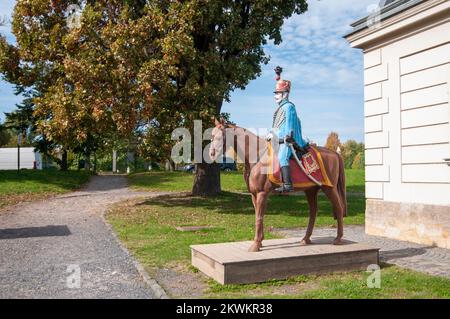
left=1, top=0, right=308, bottom=194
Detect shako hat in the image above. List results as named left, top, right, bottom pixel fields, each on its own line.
left=273, top=66, right=291, bottom=93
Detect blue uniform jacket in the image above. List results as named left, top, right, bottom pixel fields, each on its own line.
left=274, top=100, right=306, bottom=166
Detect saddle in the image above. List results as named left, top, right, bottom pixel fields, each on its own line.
left=267, top=143, right=333, bottom=188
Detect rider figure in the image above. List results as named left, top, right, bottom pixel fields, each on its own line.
left=266, top=66, right=308, bottom=193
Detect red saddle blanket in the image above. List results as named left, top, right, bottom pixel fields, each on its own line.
left=268, top=144, right=333, bottom=188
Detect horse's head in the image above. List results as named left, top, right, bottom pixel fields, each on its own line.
left=210, top=117, right=233, bottom=162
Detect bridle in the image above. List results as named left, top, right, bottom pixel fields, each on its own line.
left=213, top=121, right=231, bottom=159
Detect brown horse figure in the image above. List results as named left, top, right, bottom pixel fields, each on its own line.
left=210, top=119, right=347, bottom=252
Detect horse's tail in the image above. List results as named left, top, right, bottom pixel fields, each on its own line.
left=337, top=153, right=347, bottom=217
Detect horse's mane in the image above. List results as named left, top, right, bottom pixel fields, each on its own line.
left=225, top=124, right=269, bottom=167
left=226, top=124, right=267, bottom=148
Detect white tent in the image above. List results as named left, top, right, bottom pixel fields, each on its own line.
left=0, top=147, right=38, bottom=170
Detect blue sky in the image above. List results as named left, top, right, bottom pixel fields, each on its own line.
left=0, top=0, right=376, bottom=144
left=0, top=0, right=21, bottom=122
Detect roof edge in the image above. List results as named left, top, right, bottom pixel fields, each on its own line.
left=344, top=0, right=427, bottom=38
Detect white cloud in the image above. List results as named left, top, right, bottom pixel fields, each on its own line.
left=0, top=0, right=16, bottom=42
left=0, top=0, right=15, bottom=17
left=224, top=1, right=377, bottom=143
left=262, top=0, right=378, bottom=93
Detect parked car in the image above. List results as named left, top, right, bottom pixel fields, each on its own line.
left=181, top=164, right=196, bottom=173
left=182, top=158, right=237, bottom=173
left=220, top=159, right=237, bottom=172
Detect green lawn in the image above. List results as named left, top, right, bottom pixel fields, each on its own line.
left=108, top=169, right=450, bottom=298
left=108, top=192, right=364, bottom=268
left=0, top=169, right=91, bottom=209
left=106, top=192, right=450, bottom=298
left=128, top=169, right=365, bottom=193
left=206, top=264, right=450, bottom=299
left=119, top=169, right=366, bottom=269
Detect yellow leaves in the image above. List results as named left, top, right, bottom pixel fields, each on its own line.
left=92, top=106, right=105, bottom=122
left=12, top=0, right=305, bottom=151
left=15, top=0, right=50, bottom=17
left=76, top=131, right=87, bottom=141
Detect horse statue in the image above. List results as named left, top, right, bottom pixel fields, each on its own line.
left=210, top=118, right=347, bottom=252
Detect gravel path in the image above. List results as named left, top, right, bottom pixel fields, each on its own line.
left=277, top=225, right=450, bottom=278
left=0, top=175, right=167, bottom=299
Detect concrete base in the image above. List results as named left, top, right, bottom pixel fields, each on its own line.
left=191, top=237, right=379, bottom=285
left=366, top=200, right=450, bottom=249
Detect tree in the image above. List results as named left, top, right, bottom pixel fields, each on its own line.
left=0, top=124, right=12, bottom=147
left=351, top=151, right=364, bottom=169
left=139, top=0, right=309, bottom=196
left=61, top=0, right=308, bottom=195
left=340, top=140, right=364, bottom=169
left=3, top=98, right=34, bottom=144
left=1, top=1, right=129, bottom=170
left=324, top=131, right=341, bottom=152
left=1, top=1, right=308, bottom=195
left=0, top=1, right=71, bottom=170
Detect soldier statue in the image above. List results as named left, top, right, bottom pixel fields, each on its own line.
left=266, top=66, right=308, bottom=193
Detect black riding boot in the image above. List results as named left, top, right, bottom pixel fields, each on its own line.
left=275, top=166, right=294, bottom=193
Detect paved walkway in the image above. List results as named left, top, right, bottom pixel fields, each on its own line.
left=0, top=175, right=167, bottom=299
left=277, top=225, right=450, bottom=278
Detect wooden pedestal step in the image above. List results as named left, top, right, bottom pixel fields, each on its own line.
left=191, top=237, right=380, bottom=285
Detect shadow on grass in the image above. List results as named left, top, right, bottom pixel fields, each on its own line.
left=137, top=191, right=365, bottom=219
left=0, top=169, right=92, bottom=193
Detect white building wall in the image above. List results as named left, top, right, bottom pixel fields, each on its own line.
left=0, top=147, right=36, bottom=170
left=363, top=20, right=450, bottom=206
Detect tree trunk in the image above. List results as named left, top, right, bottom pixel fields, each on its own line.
left=112, top=149, right=117, bottom=173
left=84, top=152, right=91, bottom=171
left=192, top=162, right=221, bottom=196
left=169, top=158, right=176, bottom=171
left=93, top=151, right=97, bottom=174
left=17, top=140, right=20, bottom=173
left=191, top=99, right=224, bottom=197
left=165, top=158, right=176, bottom=171
left=61, top=149, right=68, bottom=171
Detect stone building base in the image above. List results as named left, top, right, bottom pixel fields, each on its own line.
left=366, top=200, right=450, bottom=249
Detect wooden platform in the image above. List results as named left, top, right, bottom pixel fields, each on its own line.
left=191, top=237, right=380, bottom=284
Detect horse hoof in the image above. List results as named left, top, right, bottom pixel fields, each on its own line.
left=300, top=238, right=312, bottom=246
left=333, top=238, right=345, bottom=245
left=248, top=242, right=262, bottom=252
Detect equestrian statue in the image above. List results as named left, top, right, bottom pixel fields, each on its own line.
left=266, top=66, right=311, bottom=193
left=209, top=67, right=347, bottom=252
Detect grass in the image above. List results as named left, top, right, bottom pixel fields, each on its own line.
left=107, top=192, right=365, bottom=268
left=128, top=169, right=366, bottom=193
left=0, top=169, right=91, bottom=209
left=110, top=169, right=449, bottom=298
left=206, top=264, right=450, bottom=299
left=106, top=193, right=450, bottom=298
